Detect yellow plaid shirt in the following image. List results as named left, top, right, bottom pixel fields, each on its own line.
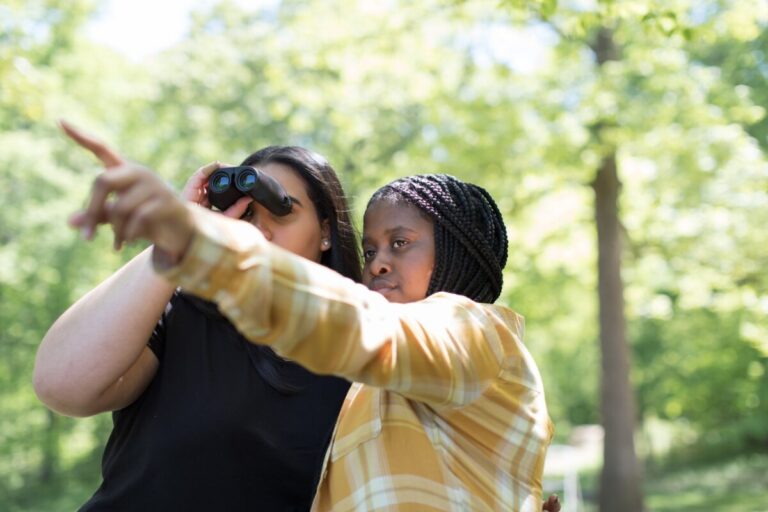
left=158, top=206, right=554, bottom=511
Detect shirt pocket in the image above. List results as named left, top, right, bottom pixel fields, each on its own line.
left=330, top=384, right=383, bottom=462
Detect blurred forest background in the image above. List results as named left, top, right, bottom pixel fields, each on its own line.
left=1, top=0, right=767, bottom=510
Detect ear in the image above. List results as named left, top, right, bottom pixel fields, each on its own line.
left=319, top=219, right=331, bottom=252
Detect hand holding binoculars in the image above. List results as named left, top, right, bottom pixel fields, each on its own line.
left=207, top=166, right=292, bottom=215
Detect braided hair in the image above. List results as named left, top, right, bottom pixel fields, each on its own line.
left=367, top=174, right=508, bottom=303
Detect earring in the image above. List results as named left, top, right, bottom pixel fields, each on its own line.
left=321, top=239, right=330, bottom=248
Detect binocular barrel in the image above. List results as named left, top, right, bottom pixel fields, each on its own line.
left=207, top=166, right=293, bottom=215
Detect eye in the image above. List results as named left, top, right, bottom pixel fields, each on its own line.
left=240, top=203, right=254, bottom=220
left=270, top=212, right=291, bottom=223
left=392, top=239, right=409, bottom=249
left=363, top=248, right=376, bottom=262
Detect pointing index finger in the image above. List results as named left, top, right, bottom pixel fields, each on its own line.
left=59, top=119, right=125, bottom=168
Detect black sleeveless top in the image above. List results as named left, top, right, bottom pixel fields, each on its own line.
left=80, top=293, right=350, bottom=512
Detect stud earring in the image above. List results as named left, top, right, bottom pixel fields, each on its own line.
left=321, top=239, right=330, bottom=248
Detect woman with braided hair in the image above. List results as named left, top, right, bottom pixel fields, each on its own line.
left=62, top=126, right=555, bottom=511
left=352, top=174, right=555, bottom=511
left=363, top=174, right=508, bottom=304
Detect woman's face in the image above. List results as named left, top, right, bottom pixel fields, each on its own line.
left=242, top=162, right=329, bottom=263
left=362, top=200, right=435, bottom=303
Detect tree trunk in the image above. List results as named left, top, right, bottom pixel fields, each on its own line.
left=592, top=27, right=644, bottom=512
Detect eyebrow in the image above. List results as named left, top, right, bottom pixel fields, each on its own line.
left=362, top=226, right=418, bottom=244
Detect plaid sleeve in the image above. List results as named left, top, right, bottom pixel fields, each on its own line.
left=156, top=205, right=524, bottom=407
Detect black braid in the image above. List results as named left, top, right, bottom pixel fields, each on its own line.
left=368, top=174, right=508, bottom=303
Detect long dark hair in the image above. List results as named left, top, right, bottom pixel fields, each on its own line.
left=187, top=146, right=360, bottom=393
left=240, top=146, right=361, bottom=282
left=367, top=173, right=507, bottom=304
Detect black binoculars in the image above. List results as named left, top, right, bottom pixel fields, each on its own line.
left=207, top=166, right=293, bottom=215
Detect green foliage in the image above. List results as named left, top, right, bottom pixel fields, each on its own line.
left=0, top=3, right=145, bottom=508
left=633, top=309, right=768, bottom=449
left=500, top=0, right=559, bottom=20
left=689, top=14, right=768, bottom=150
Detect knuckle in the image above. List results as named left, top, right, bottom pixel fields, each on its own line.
left=133, top=205, right=153, bottom=228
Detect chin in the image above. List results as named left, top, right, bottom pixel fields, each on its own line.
left=386, top=293, right=413, bottom=304
left=374, top=288, right=399, bottom=302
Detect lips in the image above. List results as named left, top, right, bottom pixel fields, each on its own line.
left=368, top=277, right=396, bottom=293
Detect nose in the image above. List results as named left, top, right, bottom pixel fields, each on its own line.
left=367, top=252, right=391, bottom=276
left=255, top=221, right=272, bottom=241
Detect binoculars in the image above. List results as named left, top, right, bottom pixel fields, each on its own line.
left=207, top=166, right=293, bottom=215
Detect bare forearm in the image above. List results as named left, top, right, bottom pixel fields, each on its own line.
left=33, top=247, right=173, bottom=415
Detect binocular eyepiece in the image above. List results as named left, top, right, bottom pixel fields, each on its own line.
left=207, top=166, right=292, bottom=215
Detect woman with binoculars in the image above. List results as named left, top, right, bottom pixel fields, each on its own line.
left=33, top=122, right=359, bottom=511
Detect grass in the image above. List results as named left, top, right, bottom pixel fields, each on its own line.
left=563, top=453, right=768, bottom=512
left=644, top=454, right=768, bottom=512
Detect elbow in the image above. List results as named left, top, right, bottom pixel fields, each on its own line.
left=33, top=335, right=100, bottom=417
left=447, top=362, right=501, bottom=407
left=32, top=360, right=56, bottom=407
left=32, top=365, right=100, bottom=418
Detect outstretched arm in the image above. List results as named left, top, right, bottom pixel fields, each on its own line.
left=158, top=207, right=523, bottom=407
left=60, top=130, right=524, bottom=408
